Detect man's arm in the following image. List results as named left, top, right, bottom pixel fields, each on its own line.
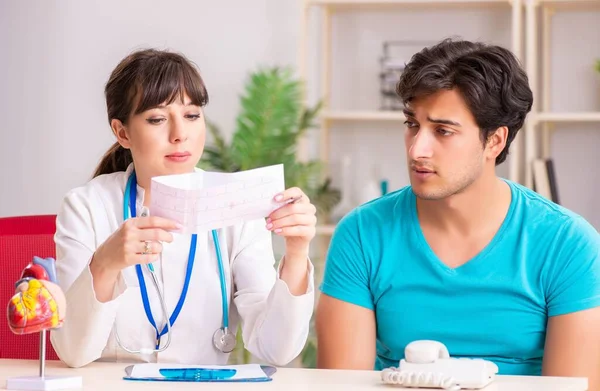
left=542, top=216, right=600, bottom=391
left=542, top=307, right=600, bottom=391
left=316, top=208, right=376, bottom=369
left=316, top=294, right=376, bottom=369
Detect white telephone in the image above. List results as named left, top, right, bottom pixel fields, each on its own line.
left=380, top=340, right=498, bottom=390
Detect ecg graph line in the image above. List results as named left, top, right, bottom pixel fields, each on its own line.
left=150, top=176, right=277, bottom=199
left=150, top=172, right=284, bottom=231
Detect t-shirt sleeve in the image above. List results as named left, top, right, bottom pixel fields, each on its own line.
left=319, top=210, right=374, bottom=310
left=545, top=216, right=600, bottom=317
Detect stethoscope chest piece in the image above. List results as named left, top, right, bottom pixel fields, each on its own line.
left=213, top=327, right=236, bottom=353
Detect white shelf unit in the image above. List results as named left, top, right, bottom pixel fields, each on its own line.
left=533, top=0, right=600, bottom=8
left=536, top=112, right=600, bottom=123
left=299, top=0, right=525, bottom=237
left=523, top=0, right=600, bottom=188
left=323, top=110, right=407, bottom=121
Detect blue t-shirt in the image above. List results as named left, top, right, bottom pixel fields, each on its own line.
left=320, top=180, right=600, bottom=376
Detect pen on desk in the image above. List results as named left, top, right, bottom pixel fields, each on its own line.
left=159, top=368, right=237, bottom=381
left=285, top=195, right=302, bottom=205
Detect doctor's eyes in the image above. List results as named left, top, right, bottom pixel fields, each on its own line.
left=146, top=118, right=164, bottom=125
left=145, top=113, right=202, bottom=125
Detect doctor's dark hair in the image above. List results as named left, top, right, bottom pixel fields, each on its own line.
left=396, top=38, right=533, bottom=165
left=93, top=48, right=209, bottom=178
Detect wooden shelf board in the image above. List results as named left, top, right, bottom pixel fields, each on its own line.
left=323, top=111, right=600, bottom=123
left=307, top=0, right=510, bottom=8
left=322, top=110, right=406, bottom=121
left=535, top=112, right=600, bottom=123
left=307, top=0, right=600, bottom=8
left=539, top=0, right=600, bottom=10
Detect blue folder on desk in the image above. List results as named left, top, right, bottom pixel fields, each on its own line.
left=123, top=363, right=276, bottom=382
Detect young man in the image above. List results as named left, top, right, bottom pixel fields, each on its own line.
left=316, top=38, right=600, bottom=390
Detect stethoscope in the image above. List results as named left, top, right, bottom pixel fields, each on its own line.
left=114, top=170, right=237, bottom=356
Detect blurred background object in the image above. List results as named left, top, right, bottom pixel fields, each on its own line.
left=379, top=41, right=407, bottom=111
left=378, top=40, right=437, bottom=111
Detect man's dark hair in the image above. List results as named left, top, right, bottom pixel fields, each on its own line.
left=396, top=38, right=533, bottom=165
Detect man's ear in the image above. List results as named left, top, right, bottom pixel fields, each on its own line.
left=111, top=119, right=131, bottom=149
left=485, top=126, right=508, bottom=161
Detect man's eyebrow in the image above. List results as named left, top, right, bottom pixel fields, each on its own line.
left=427, top=117, right=461, bottom=127
left=402, top=109, right=461, bottom=127
left=402, top=109, right=415, bottom=118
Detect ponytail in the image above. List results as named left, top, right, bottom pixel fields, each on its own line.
left=92, top=142, right=133, bottom=178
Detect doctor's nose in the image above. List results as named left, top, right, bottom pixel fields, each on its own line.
left=408, top=130, right=434, bottom=160
left=169, top=118, right=188, bottom=144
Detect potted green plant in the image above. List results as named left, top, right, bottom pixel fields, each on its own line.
left=198, top=67, right=340, bottom=218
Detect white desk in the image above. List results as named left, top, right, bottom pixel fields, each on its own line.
left=0, top=359, right=588, bottom=391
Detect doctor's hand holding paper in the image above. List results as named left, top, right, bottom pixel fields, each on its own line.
left=266, top=187, right=317, bottom=295
left=50, top=48, right=316, bottom=369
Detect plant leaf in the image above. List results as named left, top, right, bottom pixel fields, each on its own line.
left=199, top=120, right=240, bottom=172
left=198, top=66, right=340, bottom=216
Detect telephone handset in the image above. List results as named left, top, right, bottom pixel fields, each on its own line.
left=381, top=340, right=498, bottom=390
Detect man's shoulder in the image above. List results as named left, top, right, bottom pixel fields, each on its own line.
left=507, top=180, right=599, bottom=246
left=509, top=179, right=581, bottom=221
left=346, top=185, right=411, bottom=221
left=333, top=186, right=412, bottom=239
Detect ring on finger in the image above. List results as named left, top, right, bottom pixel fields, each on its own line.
left=142, top=241, right=152, bottom=255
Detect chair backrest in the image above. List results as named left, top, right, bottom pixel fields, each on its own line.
left=0, top=215, right=60, bottom=360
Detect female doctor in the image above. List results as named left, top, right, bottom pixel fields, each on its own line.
left=50, top=48, right=316, bottom=368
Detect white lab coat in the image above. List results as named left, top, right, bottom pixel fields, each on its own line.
left=50, top=164, right=315, bottom=368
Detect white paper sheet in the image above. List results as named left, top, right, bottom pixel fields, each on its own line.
left=150, top=164, right=287, bottom=233
left=125, top=363, right=269, bottom=381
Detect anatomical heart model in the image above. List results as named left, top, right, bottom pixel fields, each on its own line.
left=5, top=256, right=81, bottom=391
left=7, top=256, right=66, bottom=335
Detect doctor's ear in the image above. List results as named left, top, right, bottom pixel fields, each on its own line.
left=111, top=119, right=131, bottom=149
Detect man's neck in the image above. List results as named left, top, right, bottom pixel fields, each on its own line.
left=416, top=173, right=511, bottom=236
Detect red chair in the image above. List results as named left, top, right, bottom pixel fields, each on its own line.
left=0, top=215, right=60, bottom=360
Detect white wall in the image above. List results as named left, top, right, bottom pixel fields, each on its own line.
left=0, top=0, right=301, bottom=217
left=1, top=1, right=599, bottom=229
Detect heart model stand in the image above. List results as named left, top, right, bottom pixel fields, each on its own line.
left=6, top=256, right=82, bottom=391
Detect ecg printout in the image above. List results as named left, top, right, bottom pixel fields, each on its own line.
left=149, top=164, right=287, bottom=233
